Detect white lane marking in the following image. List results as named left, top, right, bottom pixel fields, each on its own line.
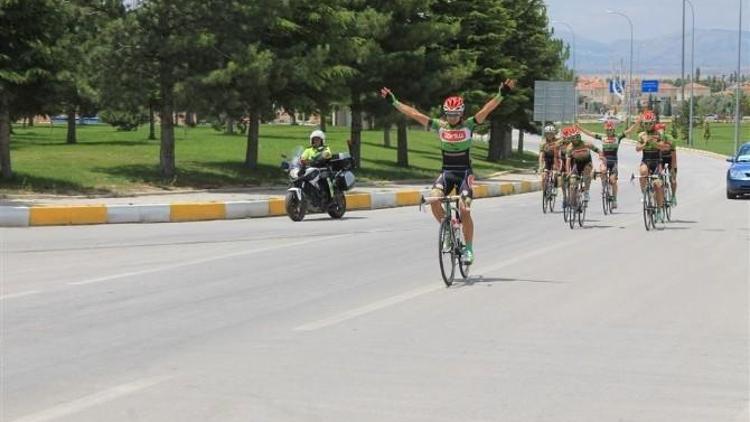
left=0, top=290, right=41, bottom=301
left=294, top=284, right=441, bottom=331
left=294, top=237, right=584, bottom=332
left=10, top=375, right=171, bottom=422
left=472, top=237, right=581, bottom=276
left=70, top=235, right=345, bottom=286
left=293, top=199, right=666, bottom=333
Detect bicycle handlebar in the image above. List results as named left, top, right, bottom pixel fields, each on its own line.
left=421, top=195, right=463, bottom=205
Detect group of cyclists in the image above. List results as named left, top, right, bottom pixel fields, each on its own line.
left=537, top=109, right=677, bottom=218
left=370, top=82, right=677, bottom=267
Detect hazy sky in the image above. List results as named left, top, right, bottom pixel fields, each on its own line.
left=546, top=0, right=747, bottom=42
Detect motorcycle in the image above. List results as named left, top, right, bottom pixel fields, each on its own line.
left=280, top=147, right=356, bottom=221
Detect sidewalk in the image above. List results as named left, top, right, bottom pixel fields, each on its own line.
left=0, top=172, right=541, bottom=227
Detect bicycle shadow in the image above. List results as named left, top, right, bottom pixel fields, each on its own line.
left=581, top=225, right=616, bottom=229
left=456, top=275, right=564, bottom=287
left=300, top=216, right=369, bottom=222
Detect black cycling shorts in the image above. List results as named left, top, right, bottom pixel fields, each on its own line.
left=434, top=169, right=474, bottom=198
left=661, top=154, right=673, bottom=170
left=543, top=155, right=555, bottom=171
left=605, top=159, right=618, bottom=175
left=643, top=160, right=660, bottom=174
left=571, top=158, right=592, bottom=175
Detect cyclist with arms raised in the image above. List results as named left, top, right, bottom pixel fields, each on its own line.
left=380, top=79, right=516, bottom=264
left=578, top=120, right=637, bottom=209
left=562, top=126, right=603, bottom=203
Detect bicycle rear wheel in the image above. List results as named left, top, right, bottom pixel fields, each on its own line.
left=438, top=219, right=456, bottom=287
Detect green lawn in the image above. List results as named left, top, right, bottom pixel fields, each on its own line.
left=579, top=121, right=749, bottom=156
left=1, top=124, right=535, bottom=195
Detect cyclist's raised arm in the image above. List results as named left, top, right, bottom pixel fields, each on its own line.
left=635, top=134, right=646, bottom=151
left=577, top=124, right=598, bottom=139
left=587, top=142, right=605, bottom=161
left=474, top=79, right=516, bottom=124
left=622, top=121, right=639, bottom=137
left=380, top=87, right=430, bottom=127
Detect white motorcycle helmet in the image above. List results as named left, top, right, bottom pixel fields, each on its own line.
left=309, top=129, right=326, bottom=146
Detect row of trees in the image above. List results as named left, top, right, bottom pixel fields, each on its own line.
left=0, top=0, right=569, bottom=180
left=669, top=70, right=748, bottom=94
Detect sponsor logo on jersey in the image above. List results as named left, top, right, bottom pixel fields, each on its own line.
left=440, top=129, right=468, bottom=142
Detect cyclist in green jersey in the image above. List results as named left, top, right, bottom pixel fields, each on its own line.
left=562, top=126, right=603, bottom=203
left=578, top=120, right=637, bottom=209
left=556, top=133, right=573, bottom=207
left=380, top=79, right=516, bottom=264
left=635, top=110, right=666, bottom=210
left=656, top=125, right=678, bottom=206
left=539, top=124, right=559, bottom=183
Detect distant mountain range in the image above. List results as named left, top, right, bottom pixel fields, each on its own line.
left=555, top=29, right=750, bottom=76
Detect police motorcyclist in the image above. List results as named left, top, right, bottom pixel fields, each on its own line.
left=301, top=129, right=332, bottom=165
left=300, top=129, right=334, bottom=201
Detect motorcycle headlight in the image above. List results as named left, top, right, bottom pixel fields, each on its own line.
left=290, top=168, right=300, bottom=179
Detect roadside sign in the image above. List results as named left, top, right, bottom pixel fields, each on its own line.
left=641, top=80, right=659, bottom=93
left=533, top=81, right=576, bottom=123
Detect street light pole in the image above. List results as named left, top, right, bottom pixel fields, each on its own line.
left=607, top=10, right=634, bottom=128
left=735, top=0, right=743, bottom=154
left=686, top=0, right=695, bottom=146
left=681, top=0, right=686, bottom=105
left=552, top=21, right=577, bottom=121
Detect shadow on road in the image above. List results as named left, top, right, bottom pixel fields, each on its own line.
left=301, top=216, right=369, bottom=222
left=457, top=275, right=564, bottom=287
left=581, top=224, right=616, bottom=229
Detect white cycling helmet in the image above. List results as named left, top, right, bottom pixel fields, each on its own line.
left=543, top=124, right=557, bottom=135
left=309, top=129, right=326, bottom=145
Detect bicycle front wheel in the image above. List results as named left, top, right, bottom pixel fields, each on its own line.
left=579, top=198, right=587, bottom=227
left=663, top=183, right=672, bottom=222
left=642, top=190, right=653, bottom=231
left=438, top=219, right=456, bottom=287
left=601, top=180, right=609, bottom=215
left=548, top=178, right=556, bottom=213
left=569, top=191, right=577, bottom=229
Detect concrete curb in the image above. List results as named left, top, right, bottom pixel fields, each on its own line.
left=0, top=181, right=542, bottom=227
left=617, top=139, right=729, bottom=160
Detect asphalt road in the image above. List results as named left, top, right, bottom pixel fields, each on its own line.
left=2, top=137, right=748, bottom=422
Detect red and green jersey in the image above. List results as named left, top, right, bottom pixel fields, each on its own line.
left=428, top=117, right=477, bottom=170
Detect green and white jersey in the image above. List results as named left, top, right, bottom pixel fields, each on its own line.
left=594, top=134, right=626, bottom=160
left=428, top=117, right=477, bottom=170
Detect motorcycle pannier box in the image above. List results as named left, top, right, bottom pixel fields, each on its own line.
left=336, top=170, right=356, bottom=191
left=330, top=152, right=353, bottom=171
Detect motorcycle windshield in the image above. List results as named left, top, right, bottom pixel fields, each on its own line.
left=289, top=146, right=304, bottom=168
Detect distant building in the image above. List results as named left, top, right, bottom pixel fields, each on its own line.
left=675, top=83, right=711, bottom=101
